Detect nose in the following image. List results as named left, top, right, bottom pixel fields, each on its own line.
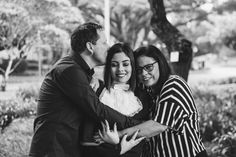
left=140, top=68, right=148, bottom=75
left=118, top=65, right=125, bottom=71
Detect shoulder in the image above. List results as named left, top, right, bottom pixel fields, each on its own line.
left=49, top=56, right=80, bottom=73
left=162, top=75, right=189, bottom=91
left=49, top=57, right=88, bottom=83
left=159, top=75, right=192, bottom=100
left=165, top=75, right=187, bottom=85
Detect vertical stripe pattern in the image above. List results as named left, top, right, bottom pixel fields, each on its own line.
left=148, top=75, right=205, bottom=157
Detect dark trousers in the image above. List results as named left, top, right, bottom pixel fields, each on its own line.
left=82, top=146, right=101, bottom=157
left=82, top=144, right=120, bottom=157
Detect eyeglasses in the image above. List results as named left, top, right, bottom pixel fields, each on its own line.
left=136, top=61, right=157, bottom=74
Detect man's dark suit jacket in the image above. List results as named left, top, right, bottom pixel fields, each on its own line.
left=29, top=55, right=139, bottom=157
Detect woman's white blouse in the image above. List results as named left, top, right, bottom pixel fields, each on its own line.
left=99, top=84, right=143, bottom=117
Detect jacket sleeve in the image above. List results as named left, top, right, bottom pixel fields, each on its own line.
left=55, top=66, right=140, bottom=129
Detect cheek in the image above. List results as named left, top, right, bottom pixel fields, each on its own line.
left=127, top=66, right=132, bottom=74
left=153, top=71, right=160, bottom=82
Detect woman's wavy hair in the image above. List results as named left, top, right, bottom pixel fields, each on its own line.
left=104, top=43, right=136, bottom=91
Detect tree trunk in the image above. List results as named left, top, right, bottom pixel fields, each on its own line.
left=148, top=0, right=193, bottom=81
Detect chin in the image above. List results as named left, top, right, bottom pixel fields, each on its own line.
left=143, top=80, right=155, bottom=87
left=117, top=80, right=128, bottom=84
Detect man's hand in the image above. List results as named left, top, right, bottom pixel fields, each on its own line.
left=90, top=77, right=99, bottom=92
left=98, top=120, right=120, bottom=145
left=120, top=130, right=145, bottom=155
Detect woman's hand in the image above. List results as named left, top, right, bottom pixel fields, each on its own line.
left=97, top=120, right=120, bottom=145
left=120, top=130, right=145, bottom=155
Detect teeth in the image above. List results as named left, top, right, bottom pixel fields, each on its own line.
left=143, top=77, right=150, bottom=81
left=117, top=74, right=126, bottom=77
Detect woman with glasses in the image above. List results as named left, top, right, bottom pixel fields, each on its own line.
left=99, top=45, right=208, bottom=157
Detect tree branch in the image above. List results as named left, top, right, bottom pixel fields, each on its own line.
left=174, top=12, right=209, bottom=27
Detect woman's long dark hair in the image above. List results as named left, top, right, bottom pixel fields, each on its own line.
left=134, top=45, right=171, bottom=95
left=104, top=43, right=136, bottom=91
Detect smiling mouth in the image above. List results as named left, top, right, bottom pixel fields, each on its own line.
left=116, top=73, right=127, bottom=78
left=143, top=77, right=151, bottom=81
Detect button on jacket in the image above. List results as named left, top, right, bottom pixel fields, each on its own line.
left=29, top=55, right=139, bottom=157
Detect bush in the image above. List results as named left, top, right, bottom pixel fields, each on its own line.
left=210, top=133, right=236, bottom=157
left=0, top=97, right=37, bottom=131
left=0, top=86, right=38, bottom=131
left=16, top=85, right=39, bottom=101
left=0, top=86, right=38, bottom=157
left=193, top=84, right=236, bottom=141
left=192, top=77, right=236, bottom=157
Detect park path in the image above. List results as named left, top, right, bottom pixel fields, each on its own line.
left=188, top=65, right=236, bottom=85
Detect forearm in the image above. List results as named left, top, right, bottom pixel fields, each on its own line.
left=119, top=120, right=167, bottom=138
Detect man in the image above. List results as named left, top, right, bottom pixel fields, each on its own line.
left=29, top=22, right=139, bottom=157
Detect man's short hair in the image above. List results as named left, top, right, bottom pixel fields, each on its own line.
left=71, top=22, right=103, bottom=54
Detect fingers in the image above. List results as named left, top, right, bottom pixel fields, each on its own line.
left=101, top=121, right=107, bottom=132
left=113, top=123, right=117, bottom=133
left=134, top=137, right=145, bottom=144
left=98, top=129, right=104, bottom=139
left=121, top=134, right=128, bottom=143
left=94, top=135, right=104, bottom=143
left=105, top=120, right=110, bottom=131
left=131, top=130, right=139, bottom=140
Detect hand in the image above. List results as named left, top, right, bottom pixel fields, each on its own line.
left=120, top=130, right=145, bottom=155
left=94, top=132, right=104, bottom=145
left=90, top=77, right=99, bottom=92
left=98, top=120, right=120, bottom=145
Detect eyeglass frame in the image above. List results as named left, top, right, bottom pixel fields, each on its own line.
left=136, top=61, right=158, bottom=74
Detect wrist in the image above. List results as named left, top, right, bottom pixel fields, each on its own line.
left=118, top=131, right=123, bottom=138
left=120, top=146, right=125, bottom=155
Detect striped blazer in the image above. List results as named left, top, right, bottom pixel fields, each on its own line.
left=149, top=75, right=206, bottom=157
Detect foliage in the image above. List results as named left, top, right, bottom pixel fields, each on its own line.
left=192, top=77, right=236, bottom=157
left=16, top=85, right=39, bottom=101
left=1, top=0, right=84, bottom=64
left=78, top=1, right=153, bottom=48
left=179, top=0, right=236, bottom=55
left=0, top=1, right=33, bottom=50
left=39, top=24, right=70, bottom=64
left=210, top=133, right=236, bottom=157
left=194, top=83, right=236, bottom=141
left=0, top=86, right=38, bottom=131
left=0, top=0, right=84, bottom=90
left=0, top=1, right=35, bottom=87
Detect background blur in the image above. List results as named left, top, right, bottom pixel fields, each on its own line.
left=0, top=0, right=236, bottom=156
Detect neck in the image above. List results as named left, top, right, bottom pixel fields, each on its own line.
left=80, top=53, right=96, bottom=69
left=151, top=85, right=158, bottom=97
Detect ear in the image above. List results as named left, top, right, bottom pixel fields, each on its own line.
left=86, top=42, right=94, bottom=56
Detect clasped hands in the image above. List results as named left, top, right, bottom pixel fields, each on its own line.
left=94, top=120, right=145, bottom=155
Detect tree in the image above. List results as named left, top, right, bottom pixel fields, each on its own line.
left=148, top=0, right=198, bottom=81
left=78, top=1, right=155, bottom=48
left=0, top=0, right=84, bottom=91
left=0, top=2, right=34, bottom=91
left=39, top=25, right=70, bottom=65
